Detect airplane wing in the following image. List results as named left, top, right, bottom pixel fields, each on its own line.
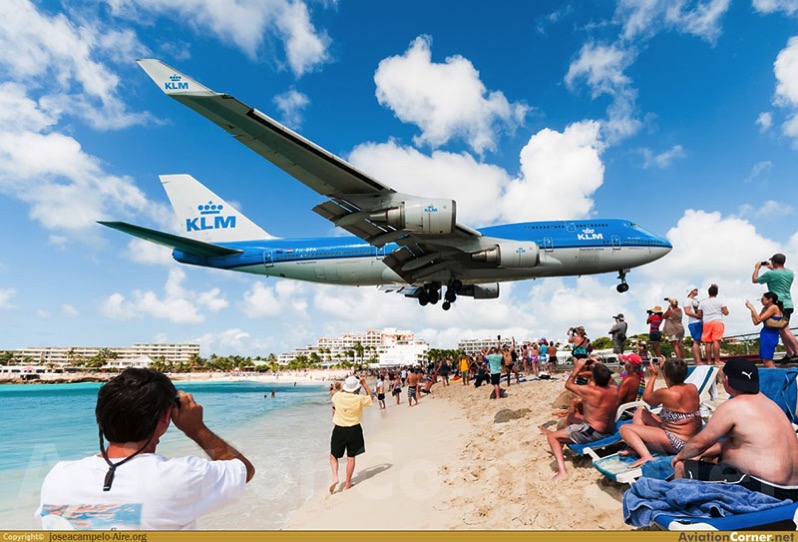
left=99, top=221, right=243, bottom=257
left=137, top=59, right=482, bottom=284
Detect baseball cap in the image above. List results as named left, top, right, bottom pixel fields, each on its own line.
left=723, top=358, right=759, bottom=394
left=621, top=353, right=642, bottom=365
left=687, top=286, right=698, bottom=294
left=613, top=313, right=624, bottom=319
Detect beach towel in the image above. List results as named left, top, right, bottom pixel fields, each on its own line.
left=623, top=477, right=790, bottom=527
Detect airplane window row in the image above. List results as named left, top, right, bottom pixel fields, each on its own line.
left=523, top=223, right=609, bottom=230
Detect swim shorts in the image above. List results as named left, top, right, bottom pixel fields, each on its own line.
left=377, top=393, right=385, bottom=401
left=331, top=423, right=365, bottom=458
left=683, top=460, right=798, bottom=501
left=407, top=386, right=417, bottom=399
left=688, top=321, right=703, bottom=341
left=784, top=308, right=794, bottom=323
left=701, top=320, right=725, bottom=342
left=565, top=422, right=612, bottom=444
left=649, top=331, right=662, bottom=343
left=490, top=373, right=501, bottom=385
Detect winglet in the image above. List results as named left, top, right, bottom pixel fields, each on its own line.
left=136, top=59, right=216, bottom=97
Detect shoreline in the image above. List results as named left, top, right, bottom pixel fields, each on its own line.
left=0, top=369, right=352, bottom=386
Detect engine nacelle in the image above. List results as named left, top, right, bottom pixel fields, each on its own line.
left=471, top=241, right=539, bottom=268
left=370, top=199, right=455, bottom=235
left=458, top=283, right=500, bottom=299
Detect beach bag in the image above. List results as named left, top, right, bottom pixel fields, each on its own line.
left=765, top=317, right=789, bottom=329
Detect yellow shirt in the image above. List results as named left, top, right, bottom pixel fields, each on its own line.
left=332, top=391, right=373, bottom=427
left=459, top=357, right=469, bottom=372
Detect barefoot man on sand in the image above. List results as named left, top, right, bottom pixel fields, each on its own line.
left=329, top=375, right=373, bottom=493
left=540, top=359, right=618, bottom=480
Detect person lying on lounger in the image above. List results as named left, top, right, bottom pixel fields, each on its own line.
left=672, top=358, right=798, bottom=501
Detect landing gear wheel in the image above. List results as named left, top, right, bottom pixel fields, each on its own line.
left=442, top=301, right=451, bottom=311
left=617, top=283, right=629, bottom=293
left=419, top=291, right=429, bottom=306
left=444, top=288, right=457, bottom=303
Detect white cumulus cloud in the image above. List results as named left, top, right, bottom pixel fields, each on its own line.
left=374, top=36, right=528, bottom=155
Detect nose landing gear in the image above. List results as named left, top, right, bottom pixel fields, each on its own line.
left=616, top=270, right=629, bottom=293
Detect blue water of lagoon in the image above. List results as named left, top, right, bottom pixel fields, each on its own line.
left=0, top=379, right=334, bottom=529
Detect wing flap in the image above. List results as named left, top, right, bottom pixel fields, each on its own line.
left=99, top=221, right=242, bottom=257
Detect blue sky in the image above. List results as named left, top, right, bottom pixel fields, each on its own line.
left=3, top=0, right=798, bottom=356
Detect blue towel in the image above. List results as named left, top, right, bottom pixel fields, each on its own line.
left=623, top=477, right=790, bottom=527
left=758, top=368, right=798, bottom=423
left=640, top=456, right=674, bottom=480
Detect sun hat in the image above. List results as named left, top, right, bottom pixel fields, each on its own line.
left=687, top=286, right=698, bottom=294
left=650, top=305, right=663, bottom=313
left=343, top=376, right=361, bottom=393
left=724, top=358, right=759, bottom=394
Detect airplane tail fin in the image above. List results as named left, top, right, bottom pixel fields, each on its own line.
left=160, top=174, right=276, bottom=243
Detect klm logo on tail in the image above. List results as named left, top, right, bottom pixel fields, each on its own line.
left=186, top=201, right=236, bottom=232
left=165, top=74, right=189, bottom=91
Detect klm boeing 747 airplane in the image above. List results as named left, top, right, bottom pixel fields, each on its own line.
left=100, top=60, right=672, bottom=310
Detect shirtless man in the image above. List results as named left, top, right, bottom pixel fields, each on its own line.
left=539, top=359, right=618, bottom=480
left=672, top=358, right=798, bottom=500
left=406, top=368, right=421, bottom=407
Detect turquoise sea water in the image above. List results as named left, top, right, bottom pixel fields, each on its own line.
left=0, top=380, right=333, bottom=530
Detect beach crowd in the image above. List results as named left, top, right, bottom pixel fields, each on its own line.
left=33, top=253, right=798, bottom=530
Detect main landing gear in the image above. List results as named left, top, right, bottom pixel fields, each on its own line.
left=616, top=270, right=629, bottom=293
left=418, top=280, right=462, bottom=310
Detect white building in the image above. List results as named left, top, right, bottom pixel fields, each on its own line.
left=4, top=343, right=200, bottom=367
left=279, top=328, right=427, bottom=366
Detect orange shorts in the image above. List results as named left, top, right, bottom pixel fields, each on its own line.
left=701, top=320, right=725, bottom=342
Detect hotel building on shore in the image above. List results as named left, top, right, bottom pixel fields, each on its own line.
left=278, top=328, right=428, bottom=367
left=1, top=343, right=200, bottom=367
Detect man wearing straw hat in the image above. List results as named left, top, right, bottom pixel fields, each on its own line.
left=329, top=375, right=374, bottom=493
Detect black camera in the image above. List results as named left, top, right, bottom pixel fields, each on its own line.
left=761, top=261, right=770, bottom=266
left=646, top=310, right=653, bottom=315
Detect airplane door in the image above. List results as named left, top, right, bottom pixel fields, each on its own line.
left=612, top=235, right=621, bottom=251
left=544, top=237, right=554, bottom=252
left=263, top=250, right=274, bottom=268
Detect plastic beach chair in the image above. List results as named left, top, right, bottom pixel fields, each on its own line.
left=586, top=365, right=719, bottom=479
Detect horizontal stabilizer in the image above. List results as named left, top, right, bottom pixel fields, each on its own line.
left=99, top=221, right=242, bottom=257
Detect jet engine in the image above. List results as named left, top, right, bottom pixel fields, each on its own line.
left=458, top=283, right=500, bottom=299
left=471, top=241, right=539, bottom=268
left=369, top=199, right=455, bottom=235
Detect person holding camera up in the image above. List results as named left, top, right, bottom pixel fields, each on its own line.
left=753, top=254, right=798, bottom=362
left=646, top=305, right=664, bottom=359
left=662, top=298, right=686, bottom=360
left=568, top=326, right=591, bottom=364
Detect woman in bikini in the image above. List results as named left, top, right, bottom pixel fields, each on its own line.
left=618, top=358, right=701, bottom=468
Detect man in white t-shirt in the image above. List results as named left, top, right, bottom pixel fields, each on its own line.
left=36, top=368, right=255, bottom=530
left=697, top=284, right=729, bottom=366
left=684, top=286, right=704, bottom=364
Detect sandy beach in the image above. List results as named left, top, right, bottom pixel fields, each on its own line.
left=283, top=370, right=726, bottom=531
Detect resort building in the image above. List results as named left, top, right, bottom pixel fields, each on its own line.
left=278, top=328, right=428, bottom=367
left=2, top=343, right=200, bottom=367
